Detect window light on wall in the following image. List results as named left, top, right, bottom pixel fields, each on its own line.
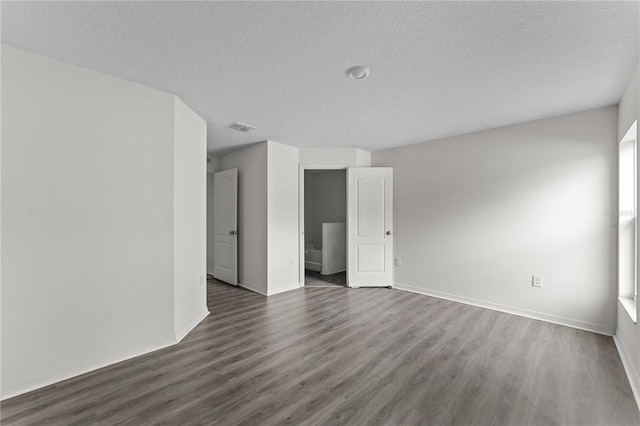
left=619, top=120, right=638, bottom=322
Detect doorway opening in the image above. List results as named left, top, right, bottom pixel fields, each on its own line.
left=302, top=169, right=347, bottom=287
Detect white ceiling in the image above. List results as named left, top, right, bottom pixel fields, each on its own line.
left=2, top=1, right=639, bottom=154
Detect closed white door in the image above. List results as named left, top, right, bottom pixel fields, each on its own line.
left=213, top=168, right=238, bottom=285
left=347, top=167, right=393, bottom=287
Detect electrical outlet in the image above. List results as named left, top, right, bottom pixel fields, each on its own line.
left=532, top=275, right=543, bottom=288
left=395, top=257, right=401, bottom=267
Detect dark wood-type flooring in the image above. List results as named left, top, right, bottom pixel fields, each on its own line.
left=304, top=270, right=346, bottom=287
left=2, top=279, right=638, bottom=425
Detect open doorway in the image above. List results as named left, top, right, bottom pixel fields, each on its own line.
left=302, top=169, right=347, bottom=287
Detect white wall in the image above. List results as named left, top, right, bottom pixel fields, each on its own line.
left=321, top=222, right=347, bottom=275
left=619, top=62, right=640, bottom=139
left=1, top=46, right=207, bottom=399
left=267, top=141, right=300, bottom=295
left=615, top=60, right=640, bottom=406
left=207, top=155, right=221, bottom=175
left=299, top=147, right=371, bottom=167
left=304, top=170, right=346, bottom=245
left=219, top=143, right=268, bottom=295
left=173, top=98, right=209, bottom=340
left=373, top=106, right=618, bottom=335
left=356, top=149, right=372, bottom=167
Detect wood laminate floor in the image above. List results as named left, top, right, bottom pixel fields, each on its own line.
left=304, top=270, right=346, bottom=287
left=2, top=279, right=638, bottom=425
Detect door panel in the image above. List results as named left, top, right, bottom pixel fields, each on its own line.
left=348, top=167, right=393, bottom=287
left=357, top=175, right=385, bottom=237
left=213, top=168, right=238, bottom=285
left=357, top=245, right=385, bottom=272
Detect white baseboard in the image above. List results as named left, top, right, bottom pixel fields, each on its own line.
left=239, top=280, right=268, bottom=296
left=175, top=309, right=209, bottom=342
left=1, top=336, right=177, bottom=401
left=2, top=310, right=210, bottom=401
left=321, top=267, right=346, bottom=275
left=394, top=282, right=614, bottom=336
left=613, top=334, right=640, bottom=412
left=268, top=283, right=301, bottom=296
left=239, top=279, right=299, bottom=297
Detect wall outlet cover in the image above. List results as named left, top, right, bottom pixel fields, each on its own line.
left=532, top=275, right=543, bottom=287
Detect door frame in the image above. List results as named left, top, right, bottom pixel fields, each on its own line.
left=298, top=164, right=349, bottom=287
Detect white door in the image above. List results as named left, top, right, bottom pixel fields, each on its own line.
left=347, top=167, right=393, bottom=287
left=213, top=168, right=238, bottom=285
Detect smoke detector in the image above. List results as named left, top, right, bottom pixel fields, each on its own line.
left=346, top=66, right=370, bottom=80
left=227, top=122, right=256, bottom=132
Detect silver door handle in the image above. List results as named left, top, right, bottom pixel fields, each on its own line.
left=386, top=231, right=392, bottom=235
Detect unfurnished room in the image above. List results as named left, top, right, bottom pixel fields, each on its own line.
left=1, top=1, right=640, bottom=425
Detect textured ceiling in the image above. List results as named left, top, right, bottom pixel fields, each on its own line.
left=2, top=1, right=639, bottom=154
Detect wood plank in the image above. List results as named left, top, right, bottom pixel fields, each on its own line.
left=2, top=279, right=638, bottom=425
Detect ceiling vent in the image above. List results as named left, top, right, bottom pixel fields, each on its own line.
left=227, top=122, right=256, bottom=132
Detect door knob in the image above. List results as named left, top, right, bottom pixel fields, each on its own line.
left=386, top=231, right=392, bottom=235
